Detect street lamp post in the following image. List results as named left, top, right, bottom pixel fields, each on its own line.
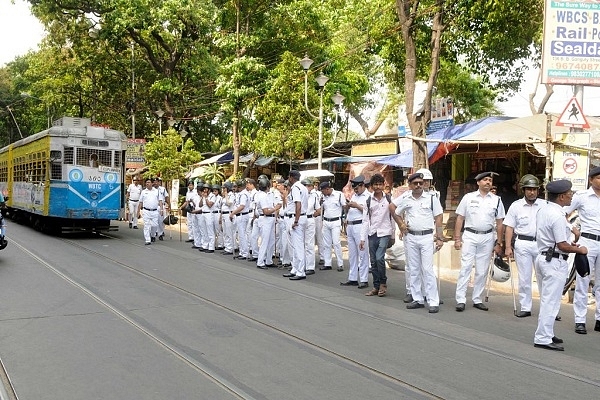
left=155, top=109, right=165, bottom=136
left=299, top=54, right=329, bottom=170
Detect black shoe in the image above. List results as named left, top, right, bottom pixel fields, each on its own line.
left=133, top=226, right=139, bottom=229
left=340, top=280, right=358, bottom=286
left=456, top=303, right=466, bottom=312
left=552, top=336, right=564, bottom=344
left=222, top=252, right=233, bottom=255
left=403, top=293, right=413, bottom=303
left=185, top=239, right=194, bottom=242
left=191, top=246, right=200, bottom=249
left=129, top=222, right=132, bottom=228
left=234, top=256, right=246, bottom=260
left=257, top=265, right=269, bottom=270
left=534, top=343, right=564, bottom=351
left=205, top=250, right=214, bottom=253
left=473, top=303, right=489, bottom=311
left=357, top=282, right=369, bottom=289
left=216, top=247, right=224, bottom=250
left=406, top=301, right=425, bottom=309
left=305, top=270, right=315, bottom=275
left=198, top=248, right=206, bottom=252
left=158, top=234, right=164, bottom=241
left=265, top=264, right=274, bottom=268
left=319, top=266, right=332, bottom=270
left=289, top=275, right=306, bottom=280
left=151, top=237, right=156, bottom=242
left=429, top=306, right=440, bottom=313
left=283, top=273, right=295, bottom=278
left=337, top=266, right=344, bottom=272
left=555, top=315, right=562, bottom=321
left=247, top=258, right=258, bottom=262
left=516, top=311, right=532, bottom=318
left=575, top=323, right=587, bottom=334
left=145, top=242, right=151, bottom=245
left=595, top=320, right=600, bottom=332
left=318, top=260, right=325, bottom=265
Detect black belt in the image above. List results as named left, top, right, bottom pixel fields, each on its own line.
left=222, top=211, right=230, bottom=214
left=262, top=214, right=275, bottom=217
left=212, top=211, right=220, bottom=213
left=306, top=215, right=314, bottom=218
left=236, top=212, right=250, bottom=216
left=408, top=229, right=433, bottom=236
left=516, top=234, right=536, bottom=241
left=202, top=211, right=212, bottom=214
left=347, top=220, right=362, bottom=225
left=129, top=199, right=139, bottom=202
left=323, top=216, right=340, bottom=222
left=541, top=251, right=568, bottom=261
left=581, top=232, right=600, bottom=241
left=143, top=207, right=157, bottom=211
left=465, top=227, right=493, bottom=235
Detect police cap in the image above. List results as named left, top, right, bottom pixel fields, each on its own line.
left=350, top=175, right=365, bottom=185
left=475, top=171, right=499, bottom=181
left=319, top=181, right=331, bottom=190
left=407, top=172, right=424, bottom=183
left=589, top=166, right=600, bottom=178
left=546, top=179, right=572, bottom=194
left=301, top=179, right=313, bottom=186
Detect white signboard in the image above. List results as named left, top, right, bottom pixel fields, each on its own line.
left=553, top=132, right=590, bottom=191
left=542, top=0, right=600, bottom=85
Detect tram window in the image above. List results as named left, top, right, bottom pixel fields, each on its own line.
left=51, top=162, right=62, bottom=180
left=76, top=148, right=112, bottom=167
left=64, top=147, right=74, bottom=164
left=50, top=150, right=62, bottom=160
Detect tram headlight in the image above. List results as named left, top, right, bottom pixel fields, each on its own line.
left=90, top=192, right=99, bottom=200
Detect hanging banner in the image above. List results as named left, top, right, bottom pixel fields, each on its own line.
left=541, top=0, right=600, bottom=85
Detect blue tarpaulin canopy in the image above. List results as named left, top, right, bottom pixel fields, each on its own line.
left=378, top=116, right=514, bottom=167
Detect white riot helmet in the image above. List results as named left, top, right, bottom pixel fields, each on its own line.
left=491, top=256, right=511, bottom=282
left=415, top=168, right=433, bottom=180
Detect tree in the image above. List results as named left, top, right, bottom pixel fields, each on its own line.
left=143, top=128, right=201, bottom=181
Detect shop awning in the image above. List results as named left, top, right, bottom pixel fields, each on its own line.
left=198, top=151, right=234, bottom=165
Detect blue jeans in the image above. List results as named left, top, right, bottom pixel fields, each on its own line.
left=368, top=234, right=390, bottom=289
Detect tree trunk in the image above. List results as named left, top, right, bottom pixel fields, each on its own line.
left=232, top=107, right=240, bottom=176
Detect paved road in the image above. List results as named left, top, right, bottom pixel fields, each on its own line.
left=0, top=221, right=599, bottom=399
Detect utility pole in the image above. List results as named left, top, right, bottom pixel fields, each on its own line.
left=131, top=41, right=136, bottom=139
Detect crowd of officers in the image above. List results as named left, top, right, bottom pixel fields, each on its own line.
left=129, top=165, right=600, bottom=352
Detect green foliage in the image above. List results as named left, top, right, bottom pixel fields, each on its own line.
left=200, top=163, right=225, bottom=184
left=143, top=128, right=201, bottom=180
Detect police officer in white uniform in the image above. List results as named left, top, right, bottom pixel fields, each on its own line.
left=303, top=179, right=320, bottom=275
left=453, top=171, right=505, bottom=312
left=281, top=181, right=295, bottom=269
left=138, top=178, right=163, bottom=245
left=341, top=175, right=370, bottom=288
left=564, top=166, right=600, bottom=334
left=154, top=177, right=169, bottom=240
left=126, top=177, right=143, bottom=229
left=394, top=172, right=444, bottom=313
left=317, top=181, right=345, bottom=272
left=181, top=181, right=196, bottom=242
left=534, top=179, right=587, bottom=351
left=220, top=182, right=236, bottom=255
left=504, top=174, right=544, bottom=318
left=246, top=179, right=259, bottom=262
left=282, top=170, right=309, bottom=280
left=210, top=184, right=223, bottom=250
left=231, top=180, right=251, bottom=260
left=256, top=177, right=280, bottom=269
left=190, top=185, right=204, bottom=249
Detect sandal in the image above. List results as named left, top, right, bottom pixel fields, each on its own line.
left=378, top=284, right=387, bottom=297
left=365, top=288, right=379, bottom=296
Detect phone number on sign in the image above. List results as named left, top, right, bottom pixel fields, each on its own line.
left=553, top=62, right=600, bottom=71
left=548, top=69, right=600, bottom=78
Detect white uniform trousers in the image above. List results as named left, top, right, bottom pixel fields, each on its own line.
left=322, top=218, right=343, bottom=268
left=315, top=216, right=325, bottom=262
left=403, top=236, right=412, bottom=293
left=290, top=216, right=307, bottom=277
left=221, top=212, right=234, bottom=253
left=405, top=233, right=439, bottom=306
left=513, top=239, right=539, bottom=312
left=236, top=214, right=250, bottom=257
left=187, top=209, right=197, bottom=241
left=257, top=216, right=276, bottom=266
left=212, top=212, right=223, bottom=248
left=455, top=231, right=495, bottom=304
left=534, top=255, right=568, bottom=345
left=128, top=200, right=140, bottom=227
left=274, top=217, right=283, bottom=258
left=304, top=216, right=316, bottom=271
left=142, top=209, right=159, bottom=242
left=157, top=205, right=166, bottom=237
left=200, top=213, right=215, bottom=250
left=281, top=217, right=293, bottom=265
left=192, top=213, right=203, bottom=248
left=573, top=237, right=600, bottom=323
left=248, top=216, right=260, bottom=258
left=347, top=223, right=369, bottom=283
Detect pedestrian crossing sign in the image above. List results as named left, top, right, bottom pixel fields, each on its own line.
left=556, top=97, right=590, bottom=129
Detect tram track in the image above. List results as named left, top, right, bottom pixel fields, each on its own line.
left=8, top=231, right=600, bottom=399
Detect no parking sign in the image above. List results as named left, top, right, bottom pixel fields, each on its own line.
left=553, top=132, right=590, bottom=191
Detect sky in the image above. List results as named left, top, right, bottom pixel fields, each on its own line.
left=3, top=0, right=600, bottom=119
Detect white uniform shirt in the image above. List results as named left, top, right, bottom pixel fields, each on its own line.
left=564, top=188, right=600, bottom=235
left=127, top=183, right=143, bottom=201
left=139, top=187, right=160, bottom=210
left=157, top=185, right=168, bottom=202
left=536, top=201, right=570, bottom=255
left=210, top=193, right=222, bottom=212
left=321, top=189, right=344, bottom=219
left=394, top=191, right=443, bottom=231
left=291, top=181, right=308, bottom=214
left=190, top=191, right=201, bottom=211
left=256, top=190, right=274, bottom=214
left=346, top=190, right=369, bottom=222
left=504, top=198, right=543, bottom=237
left=307, top=191, right=321, bottom=215
left=456, top=190, right=506, bottom=231
left=237, top=189, right=250, bottom=213
left=222, top=192, right=235, bottom=212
